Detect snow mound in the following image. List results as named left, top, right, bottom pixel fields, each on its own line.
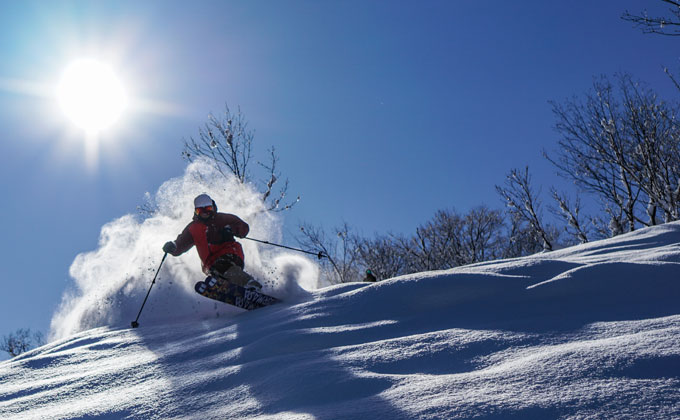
left=1, top=223, right=679, bottom=419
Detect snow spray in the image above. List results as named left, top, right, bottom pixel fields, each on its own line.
left=50, top=159, right=318, bottom=340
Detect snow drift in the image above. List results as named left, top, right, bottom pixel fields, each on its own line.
left=1, top=221, right=679, bottom=419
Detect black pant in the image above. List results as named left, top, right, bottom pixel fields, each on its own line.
left=210, top=254, right=244, bottom=275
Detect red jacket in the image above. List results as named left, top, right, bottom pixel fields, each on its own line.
left=171, top=213, right=250, bottom=274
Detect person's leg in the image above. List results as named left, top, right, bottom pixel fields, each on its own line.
left=210, top=254, right=255, bottom=288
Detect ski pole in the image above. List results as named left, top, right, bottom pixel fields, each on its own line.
left=243, top=237, right=326, bottom=260
left=131, top=252, right=168, bottom=328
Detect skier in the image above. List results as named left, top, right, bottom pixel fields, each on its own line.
left=363, top=269, right=377, bottom=282
left=162, top=193, right=262, bottom=290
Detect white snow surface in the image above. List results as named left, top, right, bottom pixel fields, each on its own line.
left=2, top=222, right=680, bottom=419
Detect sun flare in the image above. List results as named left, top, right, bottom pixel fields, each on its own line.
left=57, top=59, right=127, bottom=133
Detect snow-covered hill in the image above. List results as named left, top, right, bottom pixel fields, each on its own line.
left=1, top=223, right=680, bottom=419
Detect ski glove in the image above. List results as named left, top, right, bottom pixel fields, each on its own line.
left=163, top=241, right=177, bottom=254
left=222, top=226, right=235, bottom=243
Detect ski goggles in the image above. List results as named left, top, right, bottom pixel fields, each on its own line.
left=195, top=205, right=215, bottom=215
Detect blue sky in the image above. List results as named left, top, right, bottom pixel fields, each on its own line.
left=0, top=1, right=678, bottom=353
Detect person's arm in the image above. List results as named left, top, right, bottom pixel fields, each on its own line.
left=167, top=223, right=196, bottom=255
left=220, top=214, right=250, bottom=238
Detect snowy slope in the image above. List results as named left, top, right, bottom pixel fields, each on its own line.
left=1, top=223, right=680, bottom=419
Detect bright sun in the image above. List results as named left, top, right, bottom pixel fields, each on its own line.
left=57, top=59, right=127, bottom=133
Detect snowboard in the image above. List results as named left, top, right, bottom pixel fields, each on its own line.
left=195, top=275, right=280, bottom=310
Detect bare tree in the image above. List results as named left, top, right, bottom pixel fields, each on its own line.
left=622, top=1, right=680, bottom=109
left=394, top=210, right=464, bottom=272
left=301, top=207, right=505, bottom=283
left=459, top=206, right=505, bottom=264
left=297, top=222, right=361, bottom=284
left=546, top=74, right=680, bottom=232
left=1, top=328, right=45, bottom=358
left=588, top=207, right=624, bottom=238
left=182, top=105, right=298, bottom=212
left=496, top=166, right=554, bottom=252
left=550, top=189, right=591, bottom=244
left=545, top=76, right=643, bottom=233
left=502, top=213, right=545, bottom=258
left=355, top=235, right=407, bottom=281
left=392, top=207, right=505, bottom=272
left=622, top=0, right=680, bottom=36
left=622, top=3, right=680, bottom=217
left=620, top=79, right=680, bottom=223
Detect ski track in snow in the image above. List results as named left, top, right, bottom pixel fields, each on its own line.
left=1, top=223, right=680, bottom=419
